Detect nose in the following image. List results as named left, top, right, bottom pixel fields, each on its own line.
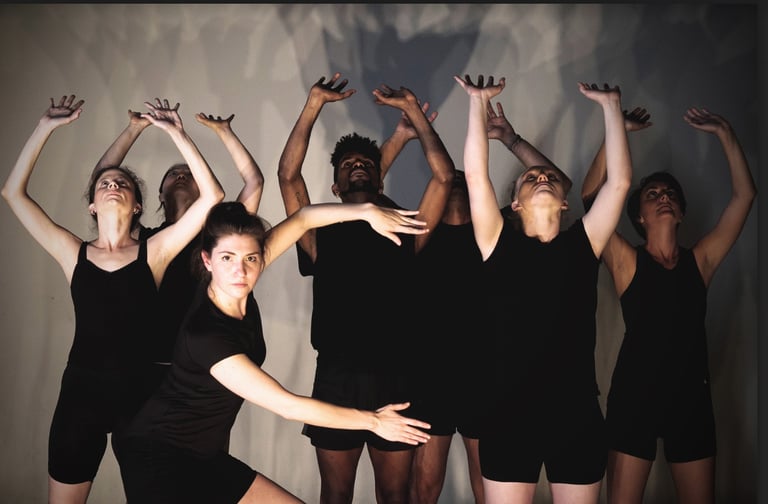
left=176, top=172, right=187, bottom=180
left=107, top=180, right=118, bottom=189
left=659, top=191, right=669, bottom=202
left=232, top=260, right=246, bottom=277
left=536, top=172, right=549, bottom=182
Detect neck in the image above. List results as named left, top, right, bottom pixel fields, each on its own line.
left=340, top=191, right=378, bottom=204
left=163, top=197, right=195, bottom=224
left=207, top=284, right=247, bottom=320
left=95, top=212, right=136, bottom=249
left=644, top=226, right=679, bottom=265
left=519, top=208, right=561, bottom=242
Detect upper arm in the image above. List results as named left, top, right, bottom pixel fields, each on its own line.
left=601, top=231, right=636, bottom=296
left=210, top=354, right=298, bottom=416
left=3, top=193, right=81, bottom=281
left=414, top=176, right=452, bottom=253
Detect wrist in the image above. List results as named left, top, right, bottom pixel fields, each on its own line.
left=507, top=133, right=522, bottom=151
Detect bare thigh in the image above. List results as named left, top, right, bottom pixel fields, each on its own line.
left=669, top=457, right=715, bottom=504
left=483, top=478, right=537, bottom=504
left=48, top=476, right=91, bottom=504
left=606, top=450, right=653, bottom=504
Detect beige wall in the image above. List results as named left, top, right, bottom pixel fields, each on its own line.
left=0, top=4, right=760, bottom=502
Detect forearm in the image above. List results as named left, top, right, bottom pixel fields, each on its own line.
left=581, top=141, right=607, bottom=206
left=217, top=130, right=264, bottom=212
left=408, top=110, right=454, bottom=182
left=379, top=129, right=411, bottom=180
left=167, top=129, right=223, bottom=202
left=95, top=122, right=147, bottom=172
left=602, top=102, right=632, bottom=191
left=278, top=100, right=323, bottom=183
left=718, top=128, right=756, bottom=201
left=508, top=136, right=558, bottom=171
left=3, top=122, right=55, bottom=200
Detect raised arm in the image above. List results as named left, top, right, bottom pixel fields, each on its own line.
left=581, top=107, right=651, bottom=294
left=578, top=83, right=633, bottom=259
left=277, top=72, right=356, bottom=261
left=2, top=95, right=85, bottom=283
left=686, top=108, right=756, bottom=286
left=93, top=109, right=151, bottom=173
left=210, top=354, right=430, bottom=445
left=195, top=112, right=264, bottom=214
left=487, top=100, right=561, bottom=174
left=581, top=107, right=651, bottom=210
left=378, top=100, right=438, bottom=180
left=141, top=98, right=224, bottom=284
left=453, top=74, right=506, bottom=260
left=262, top=202, right=427, bottom=268
left=372, top=84, right=454, bottom=252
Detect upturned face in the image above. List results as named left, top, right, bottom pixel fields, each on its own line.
left=160, top=164, right=200, bottom=203
left=332, top=151, right=381, bottom=198
left=637, top=181, right=683, bottom=229
left=512, top=166, right=568, bottom=212
left=89, top=168, right=141, bottom=216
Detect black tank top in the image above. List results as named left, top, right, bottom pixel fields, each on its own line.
left=611, top=246, right=708, bottom=397
left=68, top=240, right=160, bottom=377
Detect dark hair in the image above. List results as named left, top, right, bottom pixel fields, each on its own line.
left=194, top=201, right=271, bottom=280
left=85, top=166, right=146, bottom=231
left=627, top=171, right=687, bottom=239
left=330, top=132, right=382, bottom=182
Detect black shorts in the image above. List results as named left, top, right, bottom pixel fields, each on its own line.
left=606, top=379, right=717, bottom=463
left=120, top=437, right=257, bottom=503
left=479, top=396, right=607, bottom=484
left=48, top=365, right=165, bottom=484
left=303, top=358, right=416, bottom=451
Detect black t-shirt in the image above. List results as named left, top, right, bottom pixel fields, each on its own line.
left=125, top=287, right=265, bottom=458
left=297, top=221, right=417, bottom=368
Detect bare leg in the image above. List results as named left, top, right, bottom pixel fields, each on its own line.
left=606, top=450, right=652, bottom=504
left=669, top=457, right=715, bottom=504
left=238, top=473, right=304, bottom=504
left=316, top=446, right=364, bottom=504
left=408, top=434, right=452, bottom=504
left=483, top=478, right=536, bottom=504
left=550, top=481, right=601, bottom=504
left=48, top=477, right=92, bottom=504
left=368, top=445, right=414, bottom=504
left=462, top=436, right=484, bottom=504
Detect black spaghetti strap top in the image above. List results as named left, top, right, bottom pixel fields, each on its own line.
left=68, top=240, right=160, bottom=377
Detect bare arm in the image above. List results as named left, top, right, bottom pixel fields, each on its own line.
left=195, top=112, right=264, bottom=215
left=579, top=83, right=633, bottom=259
left=210, top=354, right=430, bottom=445
left=687, top=108, right=756, bottom=286
left=372, top=85, right=454, bottom=253
left=487, top=100, right=560, bottom=172
left=2, top=95, right=85, bottom=283
left=378, top=101, right=437, bottom=180
left=142, top=99, right=224, bottom=285
left=277, top=72, right=356, bottom=262
left=262, top=202, right=427, bottom=268
left=581, top=107, right=651, bottom=294
left=93, top=109, right=151, bottom=174
left=453, top=75, right=506, bottom=260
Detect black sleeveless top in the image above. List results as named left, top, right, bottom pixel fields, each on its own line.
left=68, top=240, right=160, bottom=377
left=610, top=246, right=708, bottom=399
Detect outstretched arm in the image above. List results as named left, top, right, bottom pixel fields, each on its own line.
left=262, top=202, right=427, bottom=268
left=454, top=74, right=506, bottom=260
left=378, top=100, right=438, bottom=180
left=94, top=109, right=151, bottom=173
left=579, top=83, right=633, bottom=259
left=211, top=354, right=431, bottom=445
left=277, top=72, right=356, bottom=261
left=142, top=98, right=224, bottom=285
left=195, top=112, right=264, bottom=214
left=687, top=108, right=756, bottom=286
left=2, top=95, right=85, bottom=283
left=372, top=85, right=454, bottom=252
